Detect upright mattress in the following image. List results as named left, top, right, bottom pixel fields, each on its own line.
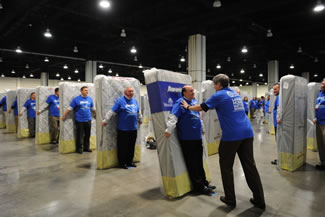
left=306, top=82, right=321, bottom=151
left=202, top=80, right=221, bottom=156
left=94, top=75, right=142, bottom=169
left=6, top=90, right=17, bottom=133
left=144, top=68, right=210, bottom=198
left=268, top=91, right=276, bottom=135
left=277, top=75, right=307, bottom=171
left=17, top=88, right=35, bottom=138
left=59, top=82, right=96, bottom=153
left=0, top=92, right=6, bottom=128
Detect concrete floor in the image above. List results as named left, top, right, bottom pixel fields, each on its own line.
left=0, top=122, right=325, bottom=217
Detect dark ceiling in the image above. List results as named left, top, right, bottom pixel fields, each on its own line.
left=0, top=0, right=324, bottom=85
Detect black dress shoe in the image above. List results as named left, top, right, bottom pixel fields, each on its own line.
left=206, top=184, right=216, bottom=190
left=76, top=149, right=83, bottom=154
left=315, top=164, right=325, bottom=170
left=196, top=186, right=215, bottom=196
left=249, top=198, right=266, bottom=210
left=83, top=149, right=92, bottom=152
left=127, top=163, right=137, bottom=168
left=220, top=196, right=236, bottom=207
left=120, top=164, right=128, bottom=169
left=271, top=159, right=277, bottom=165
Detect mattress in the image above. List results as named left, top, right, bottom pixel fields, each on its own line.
left=268, top=90, right=276, bottom=135
left=277, top=75, right=307, bottom=171
left=17, top=88, right=35, bottom=138
left=94, top=75, right=142, bottom=169
left=6, top=90, right=17, bottom=133
left=59, top=82, right=96, bottom=153
left=306, top=82, right=321, bottom=151
left=144, top=68, right=211, bottom=198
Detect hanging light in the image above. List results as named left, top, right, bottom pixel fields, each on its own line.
left=63, top=64, right=68, bottom=69
left=241, top=46, right=248, bottom=53
left=259, top=73, right=263, bottom=77
left=74, top=69, right=79, bottom=73
left=130, top=46, right=137, bottom=54
left=232, top=80, right=235, bottom=84
left=178, top=63, right=181, bottom=68
left=108, top=68, right=112, bottom=73
left=115, top=73, right=119, bottom=77
left=314, top=74, right=318, bottom=77
left=314, top=0, right=325, bottom=12
left=231, top=73, right=234, bottom=76
left=257, top=84, right=260, bottom=87
left=56, top=72, right=60, bottom=77
left=249, top=76, right=252, bottom=79
left=30, top=73, right=34, bottom=78
left=216, top=64, right=221, bottom=69
left=1, top=74, right=4, bottom=77
left=25, top=64, right=30, bottom=69
left=77, top=78, right=81, bottom=82
left=240, top=84, right=243, bottom=87
left=138, top=64, right=143, bottom=69
left=240, top=79, right=243, bottom=82
left=213, top=0, right=222, bottom=7
left=68, top=76, right=71, bottom=80
left=246, top=82, right=249, bottom=85
left=16, top=46, right=22, bottom=53
left=253, top=64, right=257, bottom=68
left=44, top=28, right=52, bottom=38
left=207, top=68, right=211, bottom=73
left=99, top=64, right=104, bottom=69
left=120, top=29, right=126, bottom=37
left=73, top=46, right=78, bottom=53
left=11, top=70, right=15, bottom=74
left=44, top=57, right=49, bottom=62
left=290, top=64, right=295, bottom=69
left=180, top=56, right=185, bottom=62
left=99, top=0, right=111, bottom=9
left=265, top=83, right=268, bottom=85
left=314, top=57, right=319, bottom=62
left=61, top=77, right=64, bottom=81
left=240, top=68, right=245, bottom=73
left=297, top=46, right=303, bottom=53
left=0, top=1, right=3, bottom=10
left=134, top=56, right=138, bottom=61
left=22, top=75, right=26, bottom=79
left=227, top=56, right=231, bottom=62
left=0, top=57, right=3, bottom=62
left=266, top=29, right=273, bottom=37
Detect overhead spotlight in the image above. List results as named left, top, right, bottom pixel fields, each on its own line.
left=227, top=56, right=231, bottom=62
left=314, top=57, right=319, bottom=62
left=246, top=82, right=249, bottom=85
left=56, top=72, right=60, bottom=77
left=314, top=0, right=325, bottom=12
left=0, top=1, right=3, bottom=10
left=68, top=76, right=71, bottom=80
left=314, top=73, right=318, bottom=77
left=216, top=64, right=221, bottom=69
left=115, top=73, right=119, bottom=77
left=257, top=84, right=260, bottom=87
left=77, top=78, right=81, bottom=82
left=240, top=68, right=245, bottom=74
left=74, top=69, right=79, bottom=73
left=30, top=73, right=34, bottom=78
left=16, top=46, right=22, bottom=53
left=120, top=29, right=126, bottom=37
left=108, top=68, right=112, bottom=73
left=259, top=73, right=263, bottom=77
left=99, top=64, right=104, bottom=69
left=231, top=73, right=234, bottom=76
left=207, top=68, right=211, bottom=73
left=130, top=46, right=137, bottom=54
left=138, top=64, right=143, bottom=69
left=213, top=0, right=222, bottom=7
left=180, top=56, right=185, bottom=62
left=178, top=63, right=181, bottom=69
left=11, top=70, right=15, bottom=74
left=232, top=80, right=235, bottom=84
left=262, top=78, right=265, bottom=81
left=134, top=56, right=138, bottom=61
left=1, top=74, right=4, bottom=77
left=249, top=76, right=252, bottom=79
left=265, top=83, right=268, bottom=85
left=0, top=57, right=2, bottom=62
left=290, top=64, right=295, bottom=69
left=44, top=57, right=49, bottom=62
left=63, top=64, right=68, bottom=69
left=25, top=64, right=30, bottom=69
left=240, top=79, right=243, bottom=82
left=99, top=0, right=111, bottom=9
left=297, top=46, right=303, bottom=53
left=61, top=77, right=64, bottom=81
left=266, top=29, right=273, bottom=37
left=73, top=46, right=78, bottom=53
left=22, top=75, right=26, bottom=79
left=240, top=84, right=243, bottom=87
left=253, top=64, right=257, bottom=68
left=241, top=46, right=248, bottom=53
left=44, top=28, right=52, bottom=38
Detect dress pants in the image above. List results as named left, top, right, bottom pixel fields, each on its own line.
left=75, top=121, right=91, bottom=151
left=219, top=137, right=265, bottom=204
left=179, top=139, right=208, bottom=191
left=27, top=117, right=36, bottom=137
left=117, top=130, right=137, bottom=166
left=49, top=116, right=60, bottom=142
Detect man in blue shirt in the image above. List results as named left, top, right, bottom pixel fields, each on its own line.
left=37, top=88, right=60, bottom=144
left=19, top=92, right=36, bottom=138
left=314, top=80, right=325, bottom=170
left=249, top=97, right=257, bottom=118
left=102, top=87, right=142, bottom=169
left=62, top=86, right=96, bottom=154
left=0, top=96, right=7, bottom=125
left=8, top=97, right=18, bottom=131
left=243, top=96, right=249, bottom=115
left=181, top=74, right=265, bottom=209
left=271, top=83, right=280, bottom=165
left=164, top=85, right=215, bottom=196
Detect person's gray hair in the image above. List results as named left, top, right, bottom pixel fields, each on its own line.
left=212, top=74, right=229, bottom=87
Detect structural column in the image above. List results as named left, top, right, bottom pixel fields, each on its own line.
left=188, top=34, right=206, bottom=103
left=40, top=72, right=48, bottom=86
left=267, top=60, right=279, bottom=90
left=301, top=72, right=310, bottom=82
left=85, top=60, right=97, bottom=83
left=252, top=82, right=258, bottom=97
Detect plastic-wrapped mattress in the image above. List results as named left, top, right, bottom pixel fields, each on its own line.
left=142, top=95, right=150, bottom=125
left=144, top=68, right=210, bottom=198
left=17, top=88, right=35, bottom=138
left=268, top=91, right=276, bottom=135
left=59, top=82, right=96, bottom=153
left=277, top=75, right=307, bottom=171
left=202, top=80, right=221, bottom=156
left=0, top=92, right=6, bottom=129
left=94, top=75, right=142, bottom=169
left=35, top=86, right=57, bottom=145
left=306, top=82, right=321, bottom=151
left=6, top=90, right=17, bottom=133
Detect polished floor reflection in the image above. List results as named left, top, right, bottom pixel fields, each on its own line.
left=0, top=122, right=324, bottom=217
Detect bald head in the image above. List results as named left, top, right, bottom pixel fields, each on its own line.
left=124, top=87, right=134, bottom=98
left=182, top=85, right=195, bottom=100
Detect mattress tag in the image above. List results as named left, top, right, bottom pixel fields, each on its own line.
left=283, top=82, right=289, bottom=89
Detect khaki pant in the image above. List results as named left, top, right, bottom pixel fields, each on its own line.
left=316, top=124, right=325, bottom=165
left=49, top=116, right=60, bottom=142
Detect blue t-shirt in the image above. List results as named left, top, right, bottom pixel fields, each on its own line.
left=316, top=91, right=325, bottom=125
left=24, top=99, right=36, bottom=118
left=203, top=87, right=254, bottom=141
left=69, top=95, right=94, bottom=122
left=0, top=96, right=7, bottom=112
left=112, top=96, right=139, bottom=131
left=249, top=99, right=256, bottom=108
left=11, top=99, right=18, bottom=116
left=171, top=97, right=202, bottom=141
left=46, top=95, right=60, bottom=117
left=243, top=100, right=249, bottom=112
left=265, top=100, right=270, bottom=113
left=273, top=95, right=279, bottom=127
left=260, top=100, right=265, bottom=111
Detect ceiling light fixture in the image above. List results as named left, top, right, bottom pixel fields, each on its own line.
left=108, top=68, right=112, bottom=73
left=297, top=46, right=303, bottom=53
left=232, top=80, right=235, bottom=84
left=25, top=64, right=30, bottom=69
left=314, top=74, right=318, bottom=77
left=134, top=56, right=138, bottom=61
left=241, top=46, right=248, bottom=53
left=227, top=56, right=231, bottom=62
left=253, top=64, right=257, bottom=68
left=78, top=78, right=81, bottom=82
left=240, top=68, right=245, bottom=73
left=259, top=73, right=263, bottom=77
left=61, top=77, right=64, bottom=81
left=240, top=84, right=243, bottom=87
left=231, top=73, right=234, bottom=76
left=314, top=57, right=319, bottom=62
left=0, top=57, right=3, bottom=62
left=116, top=73, right=119, bottom=77
left=213, top=0, right=222, bottom=8
left=16, top=46, right=22, bottom=53
left=265, top=83, right=268, bottom=85
left=63, top=64, right=68, bottom=69
left=44, top=57, right=49, bottom=62
left=246, top=82, right=249, bottom=85
left=0, top=1, right=3, bottom=10
left=30, top=73, right=34, bottom=78
left=138, top=64, right=143, bottom=69
left=44, top=28, right=52, bottom=38
left=56, top=73, right=60, bottom=77
left=130, top=46, right=137, bottom=54
left=240, top=79, right=243, bottom=82
left=99, top=64, right=104, bottom=69
left=99, top=0, right=111, bottom=9
left=11, top=70, right=15, bottom=74
left=180, top=56, right=185, bottom=62
left=314, top=0, right=325, bottom=12
left=178, top=63, right=181, bottom=68
left=266, top=29, right=273, bottom=37
left=74, top=69, right=79, bottom=73
left=1, top=74, right=4, bottom=77
left=120, top=29, right=126, bottom=37
left=290, top=64, right=295, bottom=69
left=249, top=76, right=252, bottom=79
left=22, top=75, right=26, bottom=79
left=216, top=64, right=221, bottom=69
left=73, top=46, right=78, bottom=53
left=68, top=76, right=71, bottom=80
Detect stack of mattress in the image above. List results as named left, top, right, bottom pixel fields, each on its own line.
left=202, top=80, right=221, bottom=156
left=35, top=86, right=56, bottom=145
left=17, top=88, right=35, bottom=138
left=0, top=92, right=6, bottom=128
left=59, top=82, right=96, bottom=153
left=307, top=82, right=321, bottom=151
left=264, top=92, right=270, bottom=125
left=144, top=68, right=210, bottom=198
left=277, top=75, right=307, bottom=171
left=6, top=90, right=17, bottom=133
left=268, top=91, right=276, bottom=135
left=95, top=75, right=142, bottom=169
